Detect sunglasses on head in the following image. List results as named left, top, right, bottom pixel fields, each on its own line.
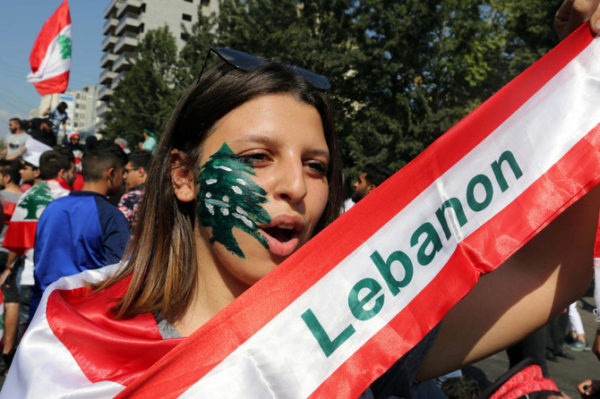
left=199, top=46, right=331, bottom=90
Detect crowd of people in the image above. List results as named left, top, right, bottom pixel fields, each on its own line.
left=0, top=0, right=598, bottom=397
left=0, top=115, right=154, bottom=373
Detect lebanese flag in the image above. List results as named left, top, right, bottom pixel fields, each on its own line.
left=26, top=0, right=71, bottom=95
left=3, top=25, right=600, bottom=398
left=2, top=180, right=69, bottom=255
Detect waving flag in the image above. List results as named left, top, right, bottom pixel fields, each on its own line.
left=26, top=0, right=71, bottom=95
left=3, top=24, right=600, bottom=398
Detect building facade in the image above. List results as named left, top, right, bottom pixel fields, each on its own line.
left=98, top=0, right=219, bottom=126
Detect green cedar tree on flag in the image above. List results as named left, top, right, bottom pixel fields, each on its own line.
left=197, top=143, right=271, bottom=258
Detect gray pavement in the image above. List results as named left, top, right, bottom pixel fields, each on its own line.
left=471, top=296, right=600, bottom=398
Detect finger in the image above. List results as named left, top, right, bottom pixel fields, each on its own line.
left=591, top=4, right=600, bottom=33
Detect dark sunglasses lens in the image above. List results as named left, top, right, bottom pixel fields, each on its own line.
left=212, top=47, right=266, bottom=71
left=287, top=65, right=331, bottom=90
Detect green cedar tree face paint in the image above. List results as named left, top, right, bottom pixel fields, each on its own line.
left=197, top=143, right=271, bottom=258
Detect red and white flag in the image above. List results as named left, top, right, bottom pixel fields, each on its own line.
left=3, top=24, right=600, bottom=398
left=2, top=180, right=70, bottom=255
left=26, top=0, right=71, bottom=95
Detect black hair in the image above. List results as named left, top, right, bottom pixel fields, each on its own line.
left=82, top=139, right=127, bottom=182
left=0, top=160, right=22, bottom=184
left=39, top=150, right=72, bottom=180
left=363, top=163, right=394, bottom=187
left=127, top=150, right=152, bottom=170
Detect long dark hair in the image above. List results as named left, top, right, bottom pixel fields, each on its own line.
left=102, top=62, right=343, bottom=321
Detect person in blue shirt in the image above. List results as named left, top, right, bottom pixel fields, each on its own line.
left=30, top=140, right=130, bottom=319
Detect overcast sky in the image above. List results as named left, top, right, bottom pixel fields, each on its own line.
left=0, top=0, right=106, bottom=139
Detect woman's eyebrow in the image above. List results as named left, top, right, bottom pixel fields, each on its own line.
left=230, top=134, right=279, bottom=146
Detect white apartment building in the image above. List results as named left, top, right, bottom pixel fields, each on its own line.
left=98, top=0, right=219, bottom=125
left=31, top=86, right=100, bottom=139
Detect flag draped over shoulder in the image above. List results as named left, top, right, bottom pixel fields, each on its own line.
left=3, top=25, right=600, bottom=399
left=26, top=0, right=71, bottom=95
left=2, top=180, right=70, bottom=255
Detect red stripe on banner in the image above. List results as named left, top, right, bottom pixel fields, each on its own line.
left=46, top=276, right=183, bottom=386
left=2, top=221, right=38, bottom=255
left=311, top=121, right=600, bottom=398
left=116, top=25, right=597, bottom=398
left=33, top=70, right=70, bottom=96
left=29, top=0, right=70, bottom=73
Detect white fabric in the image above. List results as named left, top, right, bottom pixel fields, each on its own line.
left=568, top=302, right=585, bottom=335
left=1, top=264, right=125, bottom=398
left=26, top=25, right=71, bottom=83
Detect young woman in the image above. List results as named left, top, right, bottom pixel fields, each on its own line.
left=4, top=1, right=600, bottom=397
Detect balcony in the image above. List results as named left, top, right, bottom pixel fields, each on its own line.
left=96, top=101, right=108, bottom=118
left=100, top=52, right=117, bottom=69
left=104, top=0, right=123, bottom=19
left=111, top=71, right=128, bottom=89
left=114, top=34, right=138, bottom=54
left=115, top=14, right=141, bottom=36
left=101, top=35, right=118, bottom=52
left=113, top=52, right=133, bottom=73
left=98, top=86, right=114, bottom=102
left=99, top=69, right=117, bottom=86
left=116, top=0, right=143, bottom=18
left=102, top=17, right=118, bottom=35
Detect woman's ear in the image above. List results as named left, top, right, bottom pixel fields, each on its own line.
left=170, top=149, right=195, bottom=202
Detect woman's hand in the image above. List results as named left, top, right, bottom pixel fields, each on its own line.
left=578, top=379, right=600, bottom=397
left=555, top=0, right=600, bottom=39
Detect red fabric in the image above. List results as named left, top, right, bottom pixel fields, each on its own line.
left=490, top=365, right=559, bottom=399
left=31, top=70, right=70, bottom=96
left=72, top=173, right=84, bottom=191
left=2, top=221, right=37, bottom=255
left=2, top=201, right=16, bottom=224
left=46, top=276, right=183, bottom=386
left=29, top=0, right=70, bottom=73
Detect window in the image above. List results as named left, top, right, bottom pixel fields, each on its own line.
left=182, top=13, right=192, bottom=22
left=139, top=23, right=144, bottom=33
left=183, top=0, right=193, bottom=2
left=180, top=32, right=189, bottom=41
left=201, top=0, right=209, bottom=5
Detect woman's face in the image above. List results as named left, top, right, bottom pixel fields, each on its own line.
left=195, top=94, right=330, bottom=288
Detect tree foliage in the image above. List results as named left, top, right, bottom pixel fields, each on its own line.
left=103, top=1, right=565, bottom=185
left=104, top=27, right=179, bottom=145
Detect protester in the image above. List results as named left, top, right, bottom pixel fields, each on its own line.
left=344, top=162, right=394, bottom=212
left=29, top=140, right=129, bottom=318
left=43, top=101, right=68, bottom=144
left=0, top=149, right=72, bottom=371
left=2, top=119, right=29, bottom=161
left=25, top=118, right=55, bottom=147
left=118, top=150, right=151, bottom=230
left=0, top=161, right=21, bottom=373
left=3, top=0, right=600, bottom=396
left=138, top=128, right=157, bottom=153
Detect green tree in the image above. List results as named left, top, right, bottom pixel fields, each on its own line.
left=104, top=27, right=179, bottom=144
left=197, top=144, right=271, bottom=258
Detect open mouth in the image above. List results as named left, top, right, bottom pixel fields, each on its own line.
left=263, top=225, right=296, bottom=243
left=259, top=220, right=303, bottom=258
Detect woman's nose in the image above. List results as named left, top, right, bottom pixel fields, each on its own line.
left=272, top=160, right=307, bottom=204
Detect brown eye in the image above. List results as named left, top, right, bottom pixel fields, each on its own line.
left=306, top=161, right=327, bottom=177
